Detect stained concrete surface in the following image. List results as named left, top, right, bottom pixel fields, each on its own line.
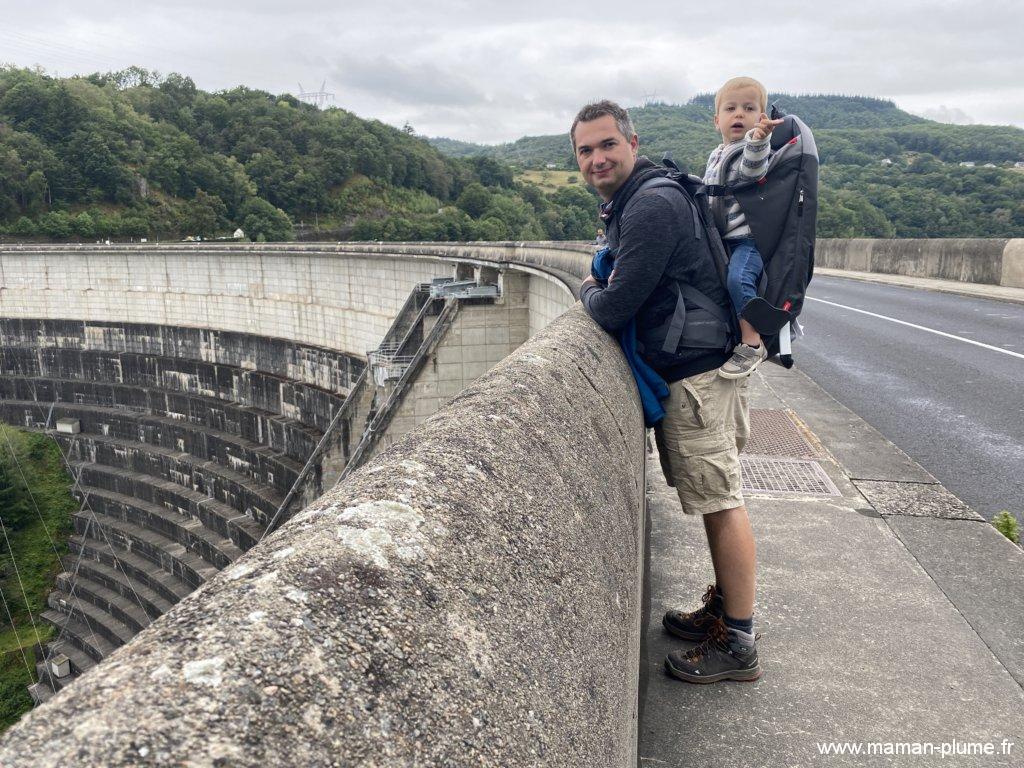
left=886, top=514, right=1024, bottom=689
left=855, top=480, right=984, bottom=521
left=0, top=307, right=647, bottom=768
left=639, top=367, right=1024, bottom=767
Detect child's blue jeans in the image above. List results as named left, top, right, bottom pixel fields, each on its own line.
left=726, top=237, right=764, bottom=317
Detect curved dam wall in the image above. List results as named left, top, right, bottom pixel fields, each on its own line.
left=3, top=234, right=1016, bottom=760
left=0, top=242, right=586, bottom=354
left=815, top=237, right=1024, bottom=288
left=0, top=306, right=647, bottom=767
left=0, top=242, right=654, bottom=764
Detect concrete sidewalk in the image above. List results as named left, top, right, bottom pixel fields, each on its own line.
left=638, top=364, right=1024, bottom=767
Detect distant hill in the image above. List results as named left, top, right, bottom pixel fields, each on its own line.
left=429, top=94, right=1024, bottom=238
left=3, top=74, right=1019, bottom=241
left=688, top=93, right=928, bottom=129
left=430, top=94, right=1024, bottom=171
left=0, top=66, right=600, bottom=243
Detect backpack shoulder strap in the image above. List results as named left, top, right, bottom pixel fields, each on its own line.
left=627, top=176, right=703, bottom=241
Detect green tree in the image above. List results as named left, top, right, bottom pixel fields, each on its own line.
left=240, top=197, right=293, bottom=241
left=37, top=211, right=72, bottom=240
left=0, top=464, right=31, bottom=532
left=456, top=183, right=492, bottom=218
left=71, top=212, right=96, bottom=239
left=10, top=217, right=36, bottom=237
left=184, top=189, right=228, bottom=237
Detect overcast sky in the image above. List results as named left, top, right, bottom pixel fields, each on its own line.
left=2, top=1, right=1022, bottom=144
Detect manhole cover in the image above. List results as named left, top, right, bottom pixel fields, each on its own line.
left=741, top=456, right=841, bottom=496
left=744, top=408, right=817, bottom=457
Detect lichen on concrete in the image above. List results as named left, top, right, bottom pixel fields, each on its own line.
left=855, top=479, right=984, bottom=520
left=0, top=305, right=646, bottom=767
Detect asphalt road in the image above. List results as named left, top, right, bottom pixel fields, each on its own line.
left=793, top=275, right=1024, bottom=524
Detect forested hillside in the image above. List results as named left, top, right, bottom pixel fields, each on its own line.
left=0, top=426, right=75, bottom=731
left=430, top=95, right=1024, bottom=238
left=3, top=73, right=1021, bottom=242
left=0, top=67, right=600, bottom=243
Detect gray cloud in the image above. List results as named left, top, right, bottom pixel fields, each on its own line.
left=1, top=1, right=1022, bottom=142
left=329, top=54, right=486, bottom=107
left=915, top=106, right=976, bottom=125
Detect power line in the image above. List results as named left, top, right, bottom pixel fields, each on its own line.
left=0, top=505, right=51, bottom=694
left=0, top=582, right=38, bottom=695
left=0, top=417, right=146, bottom=690
left=0, top=426, right=104, bottom=692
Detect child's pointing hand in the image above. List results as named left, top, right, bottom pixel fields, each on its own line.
left=751, top=113, right=784, bottom=141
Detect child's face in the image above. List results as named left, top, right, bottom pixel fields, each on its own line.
left=715, top=86, right=764, bottom=144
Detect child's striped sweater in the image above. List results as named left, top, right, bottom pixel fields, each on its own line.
left=703, top=128, right=771, bottom=241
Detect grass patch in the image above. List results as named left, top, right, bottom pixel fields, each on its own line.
left=992, top=510, right=1020, bottom=545
left=0, top=425, right=76, bottom=732
left=516, top=169, right=581, bottom=193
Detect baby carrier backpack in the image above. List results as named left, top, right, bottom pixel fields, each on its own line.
left=622, top=168, right=740, bottom=361
left=705, top=107, right=819, bottom=367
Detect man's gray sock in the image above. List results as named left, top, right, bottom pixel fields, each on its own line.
left=727, top=626, right=756, bottom=655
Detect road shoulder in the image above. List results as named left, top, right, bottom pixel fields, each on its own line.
left=816, top=267, right=1024, bottom=306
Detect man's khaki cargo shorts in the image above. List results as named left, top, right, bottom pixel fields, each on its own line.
left=654, top=369, right=750, bottom=515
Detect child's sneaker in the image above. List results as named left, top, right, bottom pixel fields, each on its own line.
left=718, top=343, right=767, bottom=379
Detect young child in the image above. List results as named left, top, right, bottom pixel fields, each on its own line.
left=704, top=76, right=783, bottom=378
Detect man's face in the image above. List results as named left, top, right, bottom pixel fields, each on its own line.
left=714, top=85, right=763, bottom=144
left=573, top=115, right=638, bottom=201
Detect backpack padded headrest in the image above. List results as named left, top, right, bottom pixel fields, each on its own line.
left=769, top=115, right=800, bottom=151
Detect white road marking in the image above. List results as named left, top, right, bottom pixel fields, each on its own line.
left=805, top=297, right=1024, bottom=361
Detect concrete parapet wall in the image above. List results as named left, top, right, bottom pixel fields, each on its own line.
left=1001, top=239, right=1024, bottom=289
left=815, top=238, right=1024, bottom=287
left=0, top=306, right=646, bottom=767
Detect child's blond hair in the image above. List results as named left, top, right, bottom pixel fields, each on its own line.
left=715, top=77, right=768, bottom=113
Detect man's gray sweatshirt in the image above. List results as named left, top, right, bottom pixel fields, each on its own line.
left=580, top=158, right=731, bottom=382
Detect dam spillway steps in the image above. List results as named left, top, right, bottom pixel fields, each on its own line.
left=0, top=373, right=327, bottom=465
left=0, top=323, right=362, bottom=704
left=60, top=431, right=285, bottom=525
left=68, top=461, right=263, bottom=551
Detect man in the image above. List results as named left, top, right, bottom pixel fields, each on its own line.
left=573, top=100, right=761, bottom=683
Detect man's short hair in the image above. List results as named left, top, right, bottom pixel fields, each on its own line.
left=715, top=77, right=768, bottom=113
left=570, top=100, right=636, bottom=151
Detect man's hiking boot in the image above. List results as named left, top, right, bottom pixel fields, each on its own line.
left=718, top=342, right=767, bottom=379
left=664, top=617, right=762, bottom=684
left=662, top=584, right=723, bottom=641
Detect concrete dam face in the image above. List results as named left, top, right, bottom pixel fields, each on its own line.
left=0, top=242, right=584, bottom=706
left=1, top=319, right=360, bottom=696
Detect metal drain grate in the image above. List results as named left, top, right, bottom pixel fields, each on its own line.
left=744, top=408, right=818, bottom=457
left=741, top=456, right=841, bottom=496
